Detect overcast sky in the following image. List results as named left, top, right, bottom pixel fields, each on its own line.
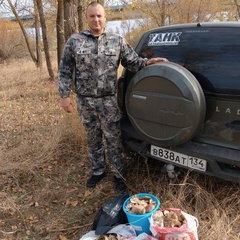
left=0, top=0, right=142, bottom=36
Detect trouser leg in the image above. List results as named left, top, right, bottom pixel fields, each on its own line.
left=84, top=120, right=106, bottom=175
left=101, top=119, right=125, bottom=178
left=76, top=96, right=106, bottom=175
left=97, top=96, right=125, bottom=178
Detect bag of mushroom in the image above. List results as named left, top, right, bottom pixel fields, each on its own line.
left=149, top=208, right=199, bottom=240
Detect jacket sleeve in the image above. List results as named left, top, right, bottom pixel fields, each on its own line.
left=57, top=37, right=75, bottom=98
left=120, top=37, right=148, bottom=72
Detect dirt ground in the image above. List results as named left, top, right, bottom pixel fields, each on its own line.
left=0, top=58, right=239, bottom=240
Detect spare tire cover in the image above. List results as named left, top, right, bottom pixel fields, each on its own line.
left=125, top=62, right=206, bottom=147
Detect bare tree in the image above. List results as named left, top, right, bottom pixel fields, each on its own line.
left=56, top=0, right=64, bottom=65
left=6, top=0, right=38, bottom=65
left=233, top=0, right=240, bottom=19
left=33, top=0, right=42, bottom=68
left=77, top=0, right=84, bottom=31
left=36, top=0, right=54, bottom=80
left=56, top=0, right=86, bottom=64
left=63, top=0, right=76, bottom=41
left=2, top=0, right=44, bottom=67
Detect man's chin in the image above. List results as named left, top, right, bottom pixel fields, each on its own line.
left=91, top=27, right=103, bottom=35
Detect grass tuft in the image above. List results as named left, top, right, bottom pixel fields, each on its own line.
left=0, top=57, right=239, bottom=240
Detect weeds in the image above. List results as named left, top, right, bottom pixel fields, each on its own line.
left=0, top=57, right=239, bottom=240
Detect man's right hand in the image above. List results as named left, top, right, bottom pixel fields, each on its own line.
left=60, top=97, right=74, bottom=113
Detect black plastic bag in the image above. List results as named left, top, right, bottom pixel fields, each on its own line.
left=92, top=192, right=129, bottom=235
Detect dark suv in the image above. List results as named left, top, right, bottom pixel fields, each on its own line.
left=117, top=22, right=240, bottom=183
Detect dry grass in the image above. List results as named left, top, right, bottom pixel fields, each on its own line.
left=0, top=56, right=239, bottom=240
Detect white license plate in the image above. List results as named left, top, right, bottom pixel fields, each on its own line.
left=150, top=145, right=207, bottom=172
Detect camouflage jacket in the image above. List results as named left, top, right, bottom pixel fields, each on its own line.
left=57, top=30, right=147, bottom=98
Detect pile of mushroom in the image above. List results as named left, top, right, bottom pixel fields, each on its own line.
left=97, top=233, right=121, bottom=240
left=126, top=195, right=156, bottom=214
left=152, top=210, right=187, bottom=228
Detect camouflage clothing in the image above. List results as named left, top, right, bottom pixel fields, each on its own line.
left=58, top=30, right=147, bottom=98
left=58, top=30, right=147, bottom=177
left=76, top=95, right=124, bottom=176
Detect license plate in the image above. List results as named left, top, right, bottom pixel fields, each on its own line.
left=150, top=145, right=207, bottom=172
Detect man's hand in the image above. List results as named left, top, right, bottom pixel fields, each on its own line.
left=146, top=57, right=169, bottom=66
left=60, top=97, right=74, bottom=113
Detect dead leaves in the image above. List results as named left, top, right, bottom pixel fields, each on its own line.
left=58, top=234, right=68, bottom=240
left=84, top=190, right=93, bottom=197
left=0, top=59, right=107, bottom=240
left=65, top=198, right=79, bottom=207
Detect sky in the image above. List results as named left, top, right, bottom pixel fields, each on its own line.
left=0, top=0, right=32, bottom=18
left=106, top=18, right=146, bottom=36
left=0, top=0, right=144, bottom=37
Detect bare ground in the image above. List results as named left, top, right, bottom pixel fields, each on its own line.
left=0, top=58, right=239, bottom=240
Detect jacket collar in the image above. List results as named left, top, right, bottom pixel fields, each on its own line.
left=82, top=29, right=106, bottom=37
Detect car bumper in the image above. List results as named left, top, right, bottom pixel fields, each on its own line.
left=121, top=117, right=240, bottom=184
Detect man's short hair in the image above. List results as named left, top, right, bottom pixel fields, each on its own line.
left=86, top=1, right=104, bottom=11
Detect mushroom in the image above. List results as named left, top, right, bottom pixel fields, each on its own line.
left=97, top=233, right=121, bottom=240
left=126, top=195, right=156, bottom=214
left=152, top=210, right=187, bottom=228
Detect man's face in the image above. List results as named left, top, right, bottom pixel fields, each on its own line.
left=86, top=4, right=106, bottom=36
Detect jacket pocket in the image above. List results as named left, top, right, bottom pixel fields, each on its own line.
left=77, top=49, right=91, bottom=64
left=104, top=50, right=118, bottom=69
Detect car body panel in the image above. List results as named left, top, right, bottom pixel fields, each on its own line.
left=118, top=22, right=240, bottom=183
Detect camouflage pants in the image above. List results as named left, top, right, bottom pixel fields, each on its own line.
left=76, top=95, right=125, bottom=177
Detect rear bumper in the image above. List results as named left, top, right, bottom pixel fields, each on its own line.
left=121, top=117, right=240, bottom=184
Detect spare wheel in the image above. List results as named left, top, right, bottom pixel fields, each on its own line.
left=125, top=62, right=206, bottom=147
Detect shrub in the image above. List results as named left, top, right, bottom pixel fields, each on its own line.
left=0, top=18, right=31, bottom=62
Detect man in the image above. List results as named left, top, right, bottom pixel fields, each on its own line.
left=58, top=1, right=168, bottom=193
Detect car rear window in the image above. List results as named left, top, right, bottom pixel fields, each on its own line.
left=137, top=27, right=240, bottom=95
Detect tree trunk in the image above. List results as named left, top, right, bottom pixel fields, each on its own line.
left=36, top=0, right=55, bottom=80
left=161, top=0, right=166, bottom=26
left=64, top=0, right=75, bottom=41
left=77, top=0, right=84, bottom=31
left=56, top=0, right=65, bottom=65
left=234, top=0, right=240, bottom=19
left=7, top=0, right=38, bottom=66
left=33, top=0, right=42, bottom=68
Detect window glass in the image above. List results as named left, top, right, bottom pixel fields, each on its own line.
left=138, top=27, right=240, bottom=94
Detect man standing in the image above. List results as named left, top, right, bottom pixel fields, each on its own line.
left=58, top=1, right=168, bottom=193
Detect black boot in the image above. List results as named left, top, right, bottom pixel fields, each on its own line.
left=86, top=172, right=106, bottom=188
left=114, top=176, right=127, bottom=193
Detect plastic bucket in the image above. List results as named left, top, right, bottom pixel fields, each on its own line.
left=123, top=193, right=160, bottom=235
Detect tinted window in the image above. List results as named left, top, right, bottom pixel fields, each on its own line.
left=138, top=27, right=240, bottom=95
